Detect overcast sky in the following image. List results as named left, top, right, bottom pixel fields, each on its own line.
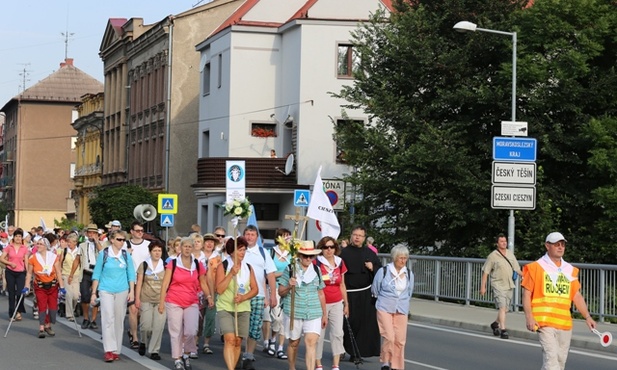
left=0, top=0, right=210, bottom=106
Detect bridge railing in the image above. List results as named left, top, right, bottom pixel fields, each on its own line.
left=377, top=254, right=617, bottom=322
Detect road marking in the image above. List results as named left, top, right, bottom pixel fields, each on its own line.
left=410, top=322, right=617, bottom=362
left=406, top=359, right=450, bottom=369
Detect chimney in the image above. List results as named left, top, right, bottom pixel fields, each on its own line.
left=60, top=58, right=74, bottom=68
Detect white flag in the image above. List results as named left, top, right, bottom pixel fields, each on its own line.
left=307, top=166, right=340, bottom=239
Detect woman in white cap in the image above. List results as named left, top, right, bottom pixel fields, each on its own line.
left=278, top=241, right=326, bottom=370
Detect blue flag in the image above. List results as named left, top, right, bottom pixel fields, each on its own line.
left=247, top=205, right=263, bottom=247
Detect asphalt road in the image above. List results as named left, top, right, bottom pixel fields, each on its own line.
left=0, top=295, right=615, bottom=370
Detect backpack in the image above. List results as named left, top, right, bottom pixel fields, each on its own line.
left=102, top=247, right=129, bottom=269
left=221, top=259, right=252, bottom=274
left=380, top=265, right=411, bottom=281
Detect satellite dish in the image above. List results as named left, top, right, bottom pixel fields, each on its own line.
left=275, top=154, right=294, bottom=176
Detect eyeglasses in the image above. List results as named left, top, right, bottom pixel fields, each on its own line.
left=323, top=244, right=336, bottom=250
left=115, top=238, right=126, bottom=242
left=132, top=229, right=144, bottom=233
left=215, top=234, right=225, bottom=238
left=351, top=233, right=366, bottom=238
left=299, top=254, right=315, bottom=259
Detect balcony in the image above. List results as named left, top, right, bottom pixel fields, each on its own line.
left=195, top=157, right=301, bottom=190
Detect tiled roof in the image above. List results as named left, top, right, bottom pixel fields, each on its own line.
left=16, top=58, right=103, bottom=103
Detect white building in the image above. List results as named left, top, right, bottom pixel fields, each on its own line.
left=194, top=0, right=392, bottom=239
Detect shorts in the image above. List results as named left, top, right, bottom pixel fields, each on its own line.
left=283, top=314, right=321, bottom=340
left=262, top=306, right=272, bottom=322
left=80, top=272, right=94, bottom=304
left=248, top=296, right=265, bottom=340
left=219, top=310, right=250, bottom=338
left=492, top=287, right=513, bottom=310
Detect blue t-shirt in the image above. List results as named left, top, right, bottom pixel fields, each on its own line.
left=92, top=247, right=136, bottom=293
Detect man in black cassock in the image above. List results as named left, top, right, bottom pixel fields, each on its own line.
left=340, top=225, right=382, bottom=361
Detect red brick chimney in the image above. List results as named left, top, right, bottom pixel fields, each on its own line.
left=60, top=58, right=74, bottom=68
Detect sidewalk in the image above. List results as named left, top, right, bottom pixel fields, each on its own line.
left=410, top=298, right=616, bottom=354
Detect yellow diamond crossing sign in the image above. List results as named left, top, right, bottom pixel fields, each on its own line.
left=158, top=194, right=178, bottom=214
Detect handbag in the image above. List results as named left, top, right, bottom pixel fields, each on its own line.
left=497, top=251, right=518, bottom=281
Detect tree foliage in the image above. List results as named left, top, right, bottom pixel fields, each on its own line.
left=88, top=185, right=157, bottom=232
left=334, top=0, right=617, bottom=262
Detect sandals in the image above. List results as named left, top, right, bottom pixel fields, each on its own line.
left=128, top=331, right=139, bottom=349
left=14, top=313, right=22, bottom=321
left=263, top=340, right=276, bottom=356
left=276, top=350, right=288, bottom=359
left=202, top=346, right=213, bottom=354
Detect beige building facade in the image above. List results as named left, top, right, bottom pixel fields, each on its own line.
left=72, top=93, right=104, bottom=225
left=99, top=0, right=243, bottom=235
left=0, top=59, right=103, bottom=228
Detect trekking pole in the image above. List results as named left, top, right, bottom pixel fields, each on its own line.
left=343, top=315, right=363, bottom=369
left=4, top=294, right=25, bottom=338
left=65, top=295, right=82, bottom=338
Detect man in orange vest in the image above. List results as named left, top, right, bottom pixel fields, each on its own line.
left=522, top=232, right=596, bottom=370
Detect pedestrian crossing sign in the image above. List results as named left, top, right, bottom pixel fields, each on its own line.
left=158, top=194, right=178, bottom=214
left=160, top=214, right=175, bottom=228
left=294, top=189, right=310, bottom=207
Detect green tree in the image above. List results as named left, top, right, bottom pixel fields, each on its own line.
left=335, top=0, right=528, bottom=255
left=335, top=0, right=617, bottom=261
left=88, top=185, right=157, bottom=232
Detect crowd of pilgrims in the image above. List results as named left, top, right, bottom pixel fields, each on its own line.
left=0, top=222, right=413, bottom=370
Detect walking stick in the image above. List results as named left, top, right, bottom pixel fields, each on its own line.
left=65, top=292, right=82, bottom=338
left=233, top=221, right=239, bottom=337
left=343, top=315, right=363, bottom=368
left=4, top=293, right=25, bottom=338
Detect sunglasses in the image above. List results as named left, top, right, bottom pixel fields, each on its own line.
left=299, top=254, right=315, bottom=259
left=323, top=244, right=336, bottom=249
left=215, top=234, right=225, bottom=238
left=132, top=229, right=144, bottom=233
left=115, top=238, right=126, bottom=242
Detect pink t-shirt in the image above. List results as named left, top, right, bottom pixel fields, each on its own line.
left=165, top=259, right=206, bottom=308
left=368, top=244, right=378, bottom=254
left=4, top=244, right=28, bottom=272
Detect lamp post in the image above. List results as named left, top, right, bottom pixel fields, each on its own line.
left=453, top=21, right=518, bottom=254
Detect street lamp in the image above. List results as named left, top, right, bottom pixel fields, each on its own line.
left=453, top=21, right=518, bottom=254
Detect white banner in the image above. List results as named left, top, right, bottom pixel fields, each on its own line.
left=307, top=166, right=340, bottom=239
left=226, top=160, right=246, bottom=202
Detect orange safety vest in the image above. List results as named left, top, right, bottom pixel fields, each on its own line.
left=522, top=261, right=580, bottom=330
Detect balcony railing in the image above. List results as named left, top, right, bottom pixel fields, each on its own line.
left=195, top=157, right=300, bottom=189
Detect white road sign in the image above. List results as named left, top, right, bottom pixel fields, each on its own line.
left=492, top=162, right=536, bottom=185
left=491, top=185, right=536, bottom=210
left=491, top=185, right=536, bottom=209
left=501, top=121, right=528, bottom=136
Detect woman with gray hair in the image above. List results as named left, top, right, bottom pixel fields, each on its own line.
left=371, top=245, right=414, bottom=370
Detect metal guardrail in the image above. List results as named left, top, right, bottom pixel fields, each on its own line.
left=377, top=254, right=617, bottom=322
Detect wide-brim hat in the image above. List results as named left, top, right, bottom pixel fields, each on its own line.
left=86, top=223, right=98, bottom=232
left=296, top=240, right=321, bottom=255
left=203, top=233, right=218, bottom=242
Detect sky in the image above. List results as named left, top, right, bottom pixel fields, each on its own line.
left=0, top=0, right=212, bottom=106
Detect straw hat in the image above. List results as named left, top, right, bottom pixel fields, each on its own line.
left=296, top=240, right=321, bottom=256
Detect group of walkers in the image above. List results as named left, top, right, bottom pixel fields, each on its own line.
left=0, top=220, right=416, bottom=370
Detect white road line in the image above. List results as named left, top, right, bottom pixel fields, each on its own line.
left=406, top=359, right=450, bottom=370
left=410, top=322, right=617, bottom=362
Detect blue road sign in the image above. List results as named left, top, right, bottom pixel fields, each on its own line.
left=160, top=214, right=175, bottom=228
left=294, top=189, right=310, bottom=207
left=493, top=137, right=537, bottom=162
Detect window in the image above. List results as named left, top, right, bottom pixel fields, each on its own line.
left=251, top=123, right=277, bottom=138
left=203, top=62, right=211, bottom=96
left=337, top=44, right=359, bottom=78
left=252, top=203, right=279, bottom=221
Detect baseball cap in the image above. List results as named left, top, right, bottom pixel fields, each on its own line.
left=111, top=220, right=121, bottom=227
left=545, top=232, right=567, bottom=243
left=0, top=232, right=7, bottom=238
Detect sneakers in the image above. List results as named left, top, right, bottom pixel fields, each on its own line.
left=189, top=352, right=198, bottom=359
left=38, top=330, right=46, bottom=339
left=150, top=353, right=161, bottom=361
left=174, top=359, right=185, bottom=370
left=202, top=346, right=213, bottom=354
left=89, top=321, right=98, bottom=330
left=81, top=319, right=90, bottom=329
left=490, top=321, right=500, bottom=336
left=112, top=353, right=120, bottom=361
left=183, top=355, right=193, bottom=370
left=104, top=352, right=114, bottom=362
left=242, top=358, right=255, bottom=370
left=44, top=327, right=55, bottom=336
left=500, top=330, right=509, bottom=339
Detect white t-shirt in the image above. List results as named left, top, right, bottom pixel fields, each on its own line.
left=129, top=239, right=151, bottom=278
left=244, top=244, right=276, bottom=297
